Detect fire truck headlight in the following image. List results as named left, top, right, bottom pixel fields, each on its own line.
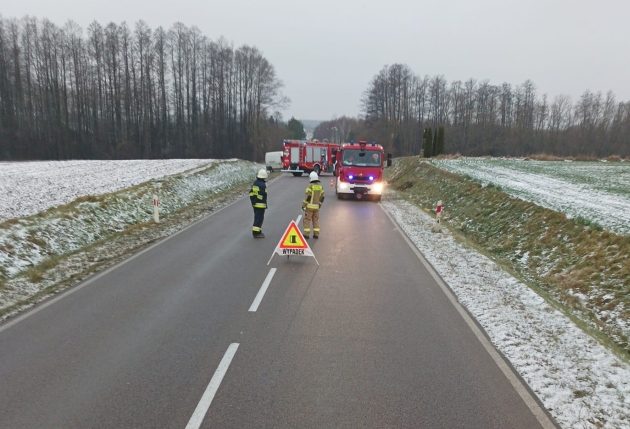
left=338, top=181, right=350, bottom=191
left=373, top=182, right=384, bottom=194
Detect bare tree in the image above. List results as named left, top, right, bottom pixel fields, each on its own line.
left=359, top=63, right=628, bottom=157
left=0, top=17, right=287, bottom=161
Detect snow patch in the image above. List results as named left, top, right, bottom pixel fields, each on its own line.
left=383, top=198, right=630, bottom=429
left=0, top=159, right=219, bottom=221
left=433, top=158, right=630, bottom=235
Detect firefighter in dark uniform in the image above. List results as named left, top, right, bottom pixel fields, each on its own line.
left=302, top=171, right=325, bottom=239
left=249, top=168, right=268, bottom=238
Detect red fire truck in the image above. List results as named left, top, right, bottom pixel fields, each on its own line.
left=334, top=141, right=390, bottom=201
left=281, top=140, right=340, bottom=177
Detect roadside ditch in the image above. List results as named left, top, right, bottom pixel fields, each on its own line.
left=386, top=157, right=629, bottom=360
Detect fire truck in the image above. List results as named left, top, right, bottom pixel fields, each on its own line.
left=334, top=141, right=390, bottom=201
left=281, top=140, right=340, bottom=177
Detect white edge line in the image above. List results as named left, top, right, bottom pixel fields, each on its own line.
left=295, top=214, right=302, bottom=224
left=0, top=188, right=248, bottom=334
left=185, top=343, right=240, bottom=429
left=248, top=268, right=277, bottom=312
left=379, top=204, right=557, bottom=429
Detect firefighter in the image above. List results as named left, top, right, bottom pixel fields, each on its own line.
left=249, top=168, right=268, bottom=238
left=302, top=171, right=325, bottom=239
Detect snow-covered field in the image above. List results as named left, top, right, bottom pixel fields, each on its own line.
left=1, top=159, right=628, bottom=428
left=0, top=160, right=257, bottom=283
left=383, top=199, right=629, bottom=429
left=432, top=158, right=630, bottom=235
left=0, top=159, right=219, bottom=222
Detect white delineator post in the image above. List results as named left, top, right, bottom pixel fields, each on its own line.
left=153, top=194, right=160, bottom=223
left=431, top=200, right=444, bottom=233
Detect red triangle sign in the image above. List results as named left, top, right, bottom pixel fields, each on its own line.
left=267, top=220, right=318, bottom=266
left=278, top=220, right=309, bottom=249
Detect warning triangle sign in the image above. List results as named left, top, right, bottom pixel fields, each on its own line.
left=279, top=221, right=308, bottom=249
left=267, top=220, right=318, bottom=265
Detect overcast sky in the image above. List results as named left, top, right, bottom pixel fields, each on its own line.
left=2, top=0, right=629, bottom=121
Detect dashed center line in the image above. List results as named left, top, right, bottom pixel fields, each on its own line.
left=248, top=268, right=277, bottom=312
left=185, top=343, right=240, bottom=429
left=186, top=215, right=290, bottom=426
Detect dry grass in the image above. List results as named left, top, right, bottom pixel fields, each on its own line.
left=524, top=153, right=627, bottom=162
left=1, top=218, right=20, bottom=227
left=527, top=153, right=567, bottom=161
left=572, top=154, right=601, bottom=161
left=573, top=389, right=590, bottom=399
left=74, top=195, right=101, bottom=204
left=24, top=255, right=62, bottom=283
left=433, top=152, right=462, bottom=160
left=0, top=242, right=15, bottom=253
left=27, top=235, right=47, bottom=248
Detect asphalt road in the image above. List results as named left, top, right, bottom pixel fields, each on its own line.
left=0, top=174, right=554, bottom=428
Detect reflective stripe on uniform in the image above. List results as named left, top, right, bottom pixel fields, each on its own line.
left=305, top=184, right=324, bottom=210
left=250, top=186, right=265, bottom=200
left=250, top=184, right=267, bottom=208
left=252, top=226, right=262, bottom=232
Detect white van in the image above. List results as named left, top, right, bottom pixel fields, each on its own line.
left=265, top=151, right=283, bottom=172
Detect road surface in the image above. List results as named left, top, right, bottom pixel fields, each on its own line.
left=0, top=174, right=555, bottom=428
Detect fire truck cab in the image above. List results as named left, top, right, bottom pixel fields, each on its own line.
left=281, top=140, right=339, bottom=177
left=334, top=141, right=388, bottom=201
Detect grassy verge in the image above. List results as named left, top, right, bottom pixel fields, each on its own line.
left=0, top=184, right=252, bottom=320
left=0, top=161, right=259, bottom=320
left=386, top=156, right=629, bottom=360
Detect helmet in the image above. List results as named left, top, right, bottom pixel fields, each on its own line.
left=309, top=171, right=319, bottom=182
left=257, top=168, right=268, bottom=179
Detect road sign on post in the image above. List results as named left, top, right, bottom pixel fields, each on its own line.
left=267, top=220, right=319, bottom=266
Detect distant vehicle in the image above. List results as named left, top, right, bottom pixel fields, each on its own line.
left=281, top=139, right=340, bottom=176
left=265, top=151, right=283, bottom=172
left=334, top=140, right=391, bottom=201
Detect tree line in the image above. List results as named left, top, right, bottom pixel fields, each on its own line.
left=0, top=17, right=290, bottom=160
left=317, top=64, right=629, bottom=157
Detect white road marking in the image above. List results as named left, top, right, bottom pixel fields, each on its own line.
left=296, top=214, right=302, bottom=224
left=185, top=343, right=240, bottom=429
left=248, top=268, right=277, bottom=312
